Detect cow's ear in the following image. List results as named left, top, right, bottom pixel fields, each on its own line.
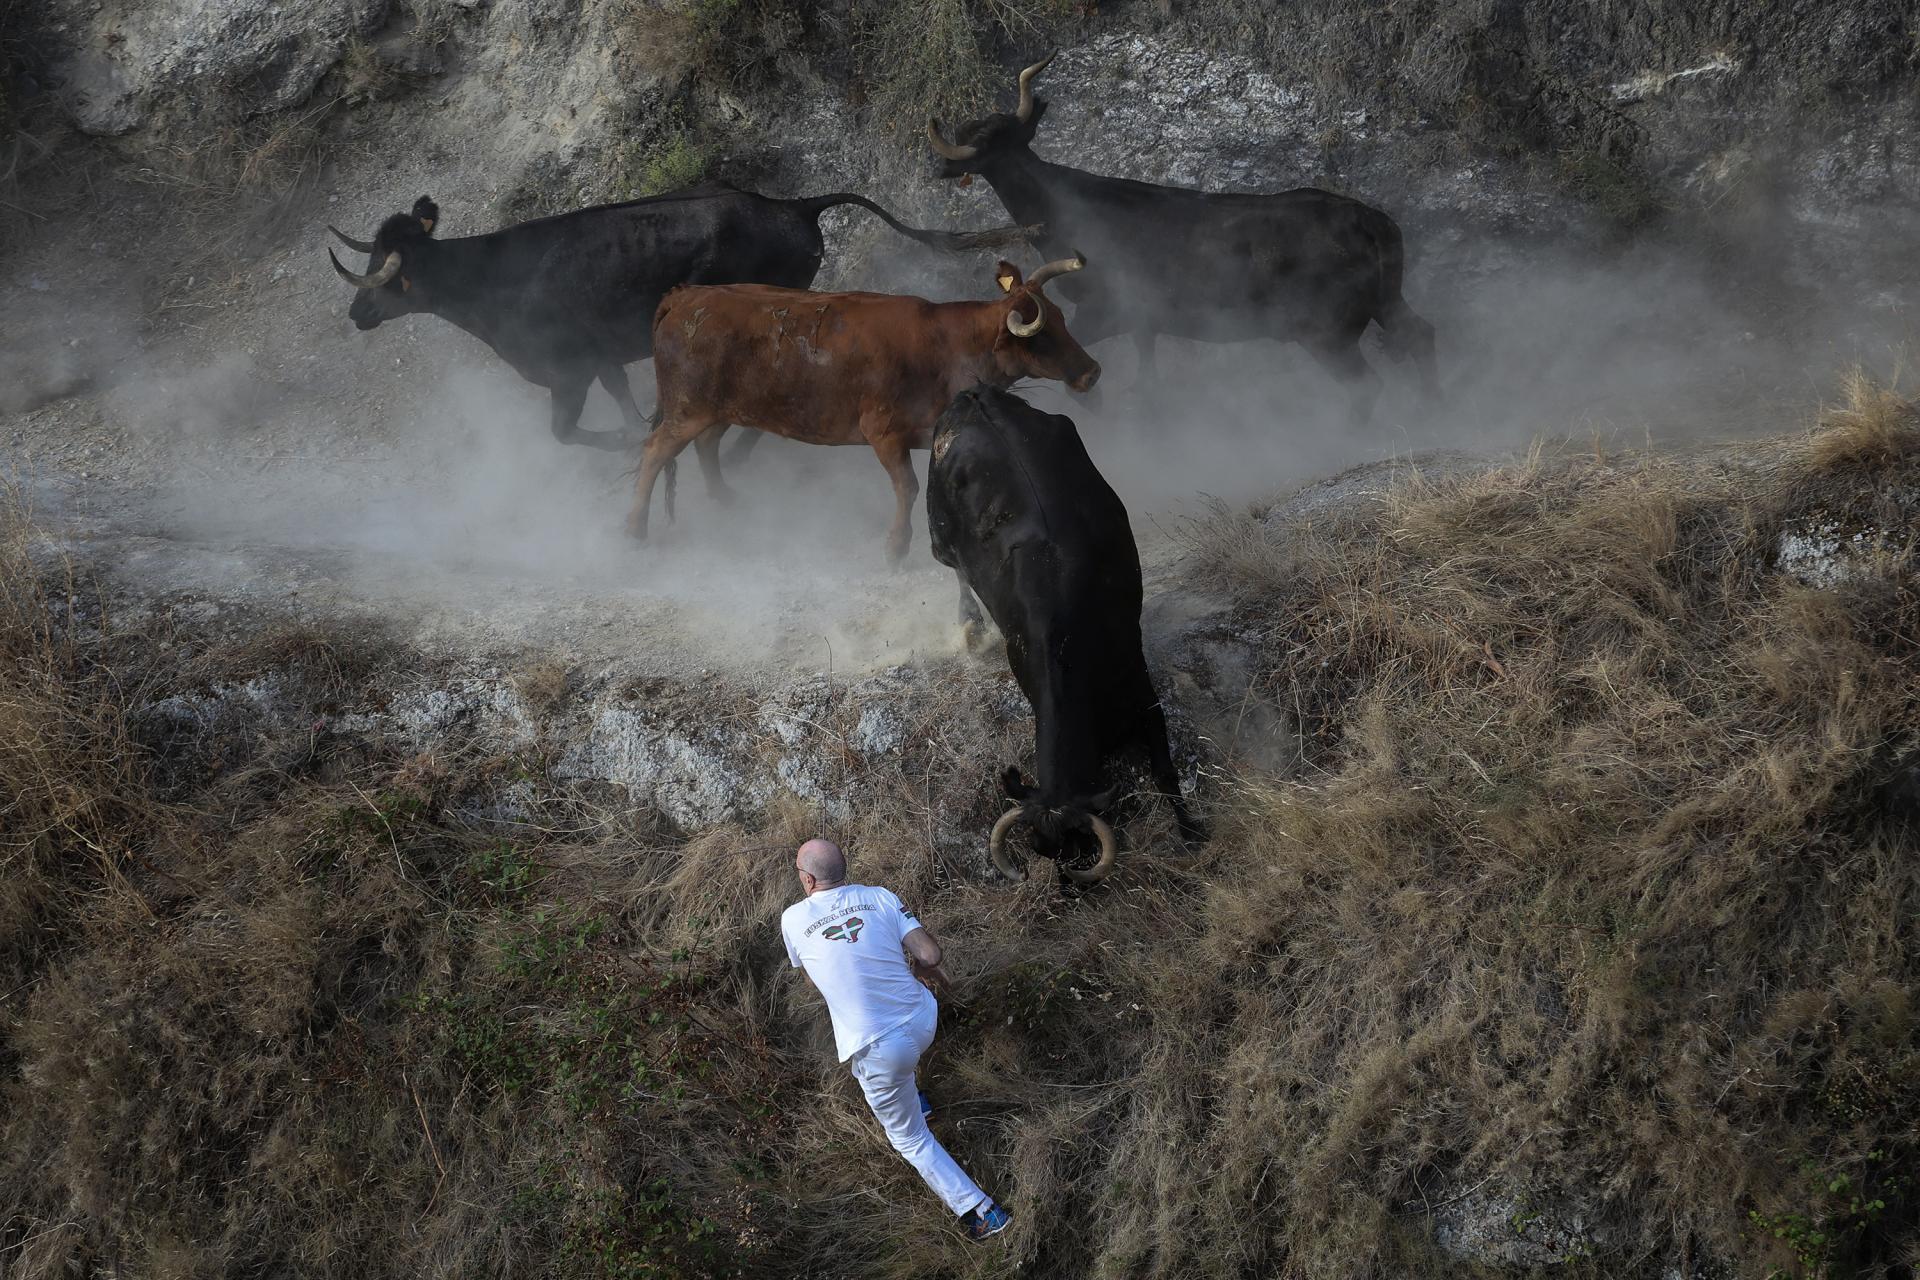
left=994, top=261, right=1024, bottom=294
left=1000, top=765, right=1032, bottom=800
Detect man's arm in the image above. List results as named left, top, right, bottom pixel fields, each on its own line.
left=903, top=926, right=953, bottom=997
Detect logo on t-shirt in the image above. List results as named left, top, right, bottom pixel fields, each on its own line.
left=822, top=916, right=866, bottom=944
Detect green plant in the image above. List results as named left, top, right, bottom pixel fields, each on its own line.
left=609, top=118, right=712, bottom=202
left=638, top=131, right=710, bottom=197
left=1749, top=1151, right=1910, bottom=1278
left=498, top=907, right=606, bottom=984
left=1555, top=147, right=1664, bottom=229
left=471, top=840, right=538, bottom=898
left=524, top=1168, right=726, bottom=1280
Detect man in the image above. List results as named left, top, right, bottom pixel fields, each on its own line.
left=780, top=838, right=1013, bottom=1241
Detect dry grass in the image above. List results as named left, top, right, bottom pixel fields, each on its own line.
left=2, top=376, right=1918, bottom=1278
left=515, top=658, right=574, bottom=715
left=1811, top=366, right=1920, bottom=471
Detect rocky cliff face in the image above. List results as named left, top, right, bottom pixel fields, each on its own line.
left=17, top=1, right=1919, bottom=284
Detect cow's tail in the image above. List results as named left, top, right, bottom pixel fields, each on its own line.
left=801, top=193, right=1040, bottom=252
left=1364, top=206, right=1441, bottom=401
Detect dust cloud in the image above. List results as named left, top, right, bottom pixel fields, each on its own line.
left=101, top=204, right=1917, bottom=677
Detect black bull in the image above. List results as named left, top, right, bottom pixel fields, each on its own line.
left=926, top=384, right=1201, bottom=883
left=929, top=53, right=1440, bottom=427
left=327, top=184, right=1032, bottom=451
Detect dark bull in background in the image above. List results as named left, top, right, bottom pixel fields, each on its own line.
left=929, top=52, right=1441, bottom=428
left=326, top=185, right=1033, bottom=455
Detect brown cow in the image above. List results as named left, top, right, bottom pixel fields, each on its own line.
left=626, top=255, right=1101, bottom=561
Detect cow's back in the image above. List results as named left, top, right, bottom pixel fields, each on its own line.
left=1039, top=168, right=1395, bottom=335
left=929, top=385, right=1147, bottom=733
left=652, top=284, right=961, bottom=442
left=928, top=386, right=1139, bottom=602
left=476, top=187, right=829, bottom=369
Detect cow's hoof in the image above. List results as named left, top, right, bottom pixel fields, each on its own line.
left=623, top=516, right=649, bottom=543
left=711, top=484, right=739, bottom=509
left=960, top=619, right=984, bottom=651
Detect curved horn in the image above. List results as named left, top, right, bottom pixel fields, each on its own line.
left=1061, top=814, right=1118, bottom=885
left=328, top=224, right=377, bottom=254
left=1006, top=295, right=1044, bottom=339
left=329, top=248, right=402, bottom=290
left=1025, top=250, right=1086, bottom=292
left=926, top=118, right=981, bottom=162
left=988, top=808, right=1029, bottom=880
left=1015, top=50, right=1056, bottom=122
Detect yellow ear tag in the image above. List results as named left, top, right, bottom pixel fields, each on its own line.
left=996, top=272, right=1016, bottom=294
left=420, top=218, right=434, bottom=232
left=401, top=276, right=412, bottom=292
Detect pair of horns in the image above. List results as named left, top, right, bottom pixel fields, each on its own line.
left=927, top=50, right=1055, bottom=162
left=1006, top=251, right=1085, bottom=338
left=988, top=806, right=1117, bottom=884
left=326, top=226, right=400, bottom=289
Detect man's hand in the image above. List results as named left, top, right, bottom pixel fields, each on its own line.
left=903, top=926, right=953, bottom=998
left=911, top=955, right=954, bottom=997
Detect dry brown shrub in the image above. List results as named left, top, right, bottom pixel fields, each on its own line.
left=1810, top=364, right=1920, bottom=471
left=1148, top=380, right=1920, bottom=1277
left=514, top=657, right=573, bottom=715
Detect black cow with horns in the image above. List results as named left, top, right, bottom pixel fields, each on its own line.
left=926, top=384, right=1202, bottom=884
left=928, top=53, right=1440, bottom=427
left=327, top=185, right=1033, bottom=452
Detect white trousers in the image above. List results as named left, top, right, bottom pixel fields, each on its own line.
left=848, top=1000, right=989, bottom=1217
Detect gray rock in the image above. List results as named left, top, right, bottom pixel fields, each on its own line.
left=1775, top=496, right=1917, bottom=587
left=1432, top=1185, right=1620, bottom=1269
left=46, top=0, right=388, bottom=135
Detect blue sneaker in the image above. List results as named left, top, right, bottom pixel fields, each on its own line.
left=918, top=1089, right=933, bottom=1120
left=963, top=1202, right=1012, bottom=1242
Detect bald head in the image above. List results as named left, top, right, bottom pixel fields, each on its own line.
left=795, top=838, right=847, bottom=891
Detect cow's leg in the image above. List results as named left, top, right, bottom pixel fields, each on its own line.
left=1133, top=330, right=1158, bottom=386
left=625, top=414, right=706, bottom=541
left=1305, top=335, right=1382, bottom=431
left=1136, top=687, right=1203, bottom=843
left=868, top=429, right=920, bottom=564
left=597, top=365, right=658, bottom=445
left=547, top=380, right=593, bottom=447
left=955, top=570, right=987, bottom=649
left=691, top=425, right=738, bottom=506
left=1398, top=308, right=1443, bottom=405
left=722, top=428, right=766, bottom=469
left=548, top=376, right=632, bottom=452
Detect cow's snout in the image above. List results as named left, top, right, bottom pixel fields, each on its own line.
left=1071, top=364, right=1101, bottom=393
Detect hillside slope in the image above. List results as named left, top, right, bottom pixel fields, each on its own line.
left=3, top=382, right=1915, bottom=1278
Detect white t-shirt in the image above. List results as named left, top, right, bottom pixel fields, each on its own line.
left=781, top=883, right=936, bottom=1062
